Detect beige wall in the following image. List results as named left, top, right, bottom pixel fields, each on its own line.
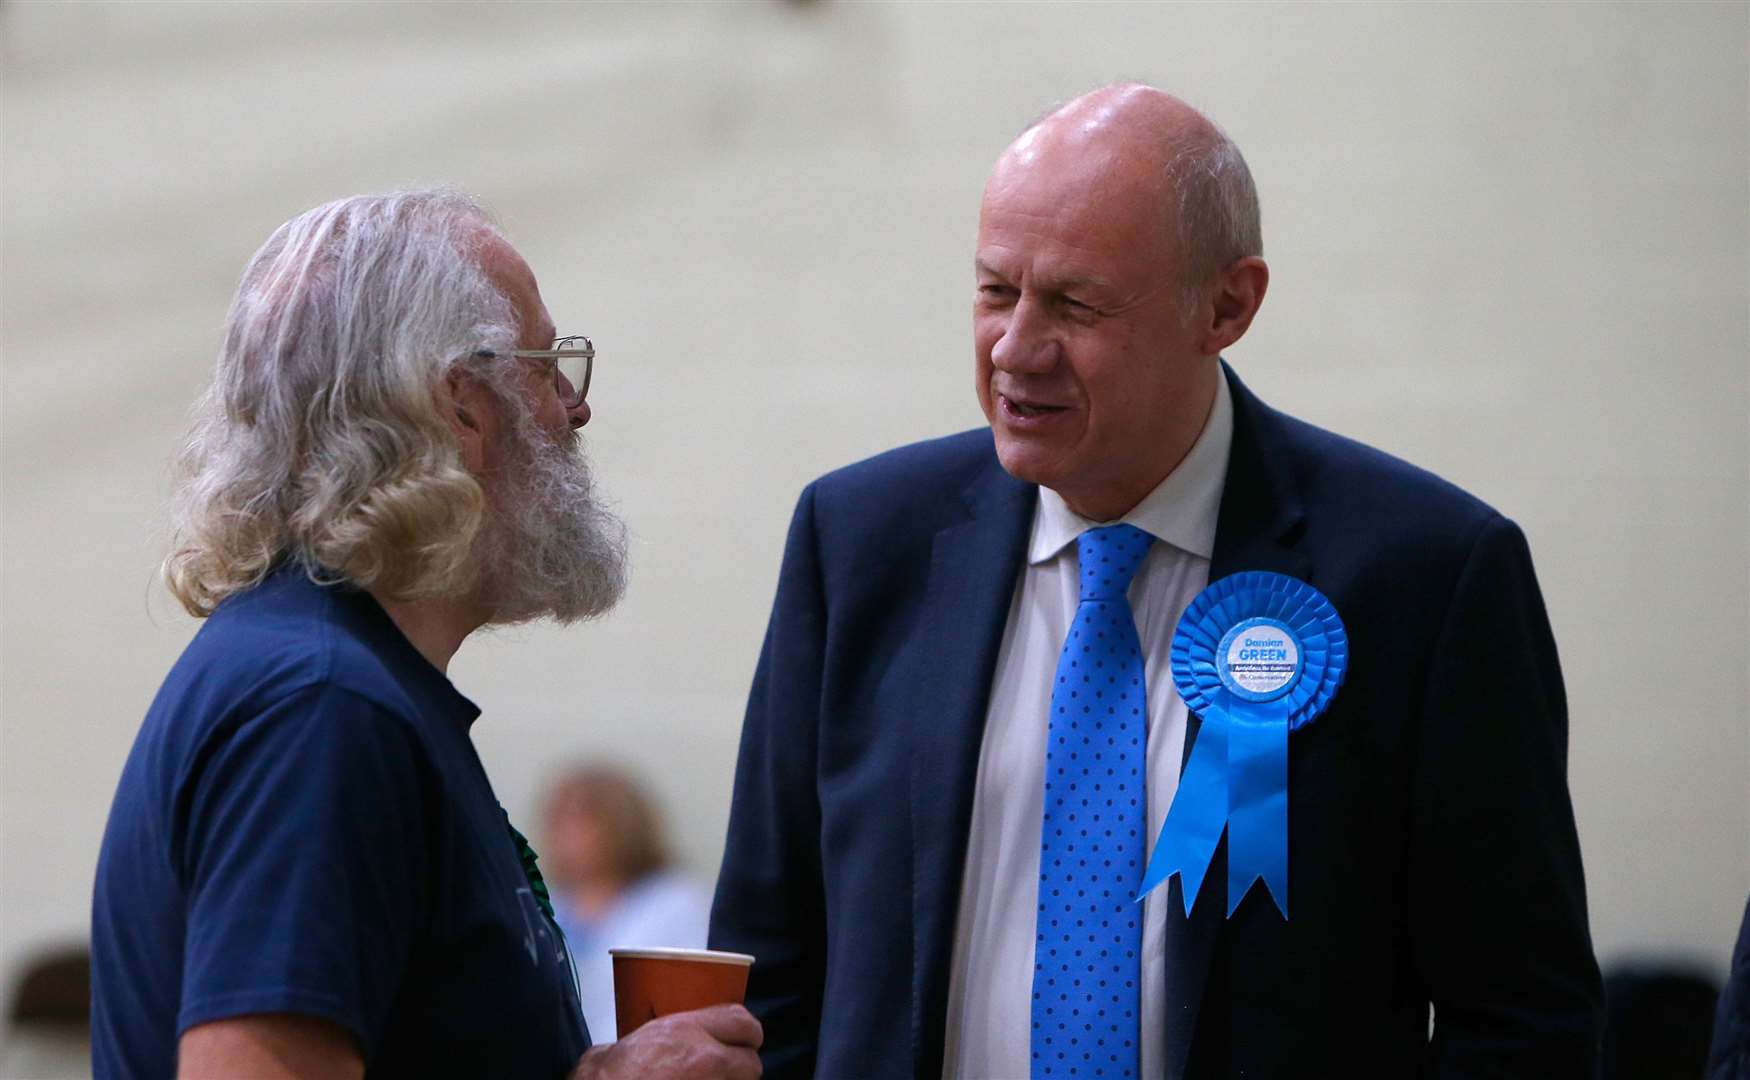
left=3, top=0, right=1746, bottom=1037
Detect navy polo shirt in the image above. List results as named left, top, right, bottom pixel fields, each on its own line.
left=92, top=566, right=590, bottom=1077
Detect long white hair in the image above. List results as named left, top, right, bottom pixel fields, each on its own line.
left=165, top=190, right=518, bottom=616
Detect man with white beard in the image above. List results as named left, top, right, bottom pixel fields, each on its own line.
left=90, top=192, right=762, bottom=1080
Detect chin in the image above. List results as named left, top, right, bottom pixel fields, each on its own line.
left=991, top=435, right=1061, bottom=489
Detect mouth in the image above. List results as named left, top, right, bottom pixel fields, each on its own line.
left=999, top=393, right=1070, bottom=421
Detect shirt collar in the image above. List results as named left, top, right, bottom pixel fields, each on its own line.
left=1027, top=371, right=1233, bottom=565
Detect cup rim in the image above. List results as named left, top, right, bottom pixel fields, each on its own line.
left=608, top=946, right=755, bottom=966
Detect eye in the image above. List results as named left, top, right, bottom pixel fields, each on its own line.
left=977, top=283, right=1017, bottom=303
left=1059, top=295, right=1105, bottom=320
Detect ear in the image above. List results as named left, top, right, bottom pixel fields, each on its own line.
left=437, top=366, right=498, bottom=475
left=1198, top=256, right=1269, bottom=356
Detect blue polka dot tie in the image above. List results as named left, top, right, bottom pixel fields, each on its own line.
left=1031, top=523, right=1154, bottom=1080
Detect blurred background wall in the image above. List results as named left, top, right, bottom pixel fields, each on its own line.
left=2, top=0, right=1745, bottom=1062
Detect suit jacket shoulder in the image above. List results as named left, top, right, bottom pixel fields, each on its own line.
left=801, top=427, right=1020, bottom=583
left=809, top=428, right=1000, bottom=513
left=1217, top=376, right=1514, bottom=607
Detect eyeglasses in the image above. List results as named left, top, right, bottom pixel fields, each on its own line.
left=473, top=335, right=595, bottom=408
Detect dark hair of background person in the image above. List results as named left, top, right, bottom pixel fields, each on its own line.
left=7, top=946, right=90, bottom=1029
left=2, top=945, right=92, bottom=1077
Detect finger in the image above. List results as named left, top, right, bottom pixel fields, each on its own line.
left=724, top=1045, right=763, bottom=1080
left=687, top=1003, right=764, bottom=1049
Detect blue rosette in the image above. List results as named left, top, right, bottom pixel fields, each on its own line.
left=1136, top=571, right=1347, bottom=919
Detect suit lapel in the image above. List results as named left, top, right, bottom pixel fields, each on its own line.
left=1164, top=364, right=1311, bottom=1079
left=910, top=455, right=1033, bottom=1078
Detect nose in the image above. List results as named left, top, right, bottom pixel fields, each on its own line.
left=988, top=293, right=1059, bottom=375
left=568, top=398, right=591, bottom=429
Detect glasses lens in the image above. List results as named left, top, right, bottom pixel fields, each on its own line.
left=555, top=346, right=590, bottom=406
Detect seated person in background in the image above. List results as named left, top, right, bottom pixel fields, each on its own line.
left=542, top=764, right=712, bottom=1042
left=2, top=947, right=91, bottom=1080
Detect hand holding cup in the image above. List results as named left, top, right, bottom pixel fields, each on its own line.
left=570, top=947, right=760, bottom=1080
left=569, top=1003, right=762, bottom=1080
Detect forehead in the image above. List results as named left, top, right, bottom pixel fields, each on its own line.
left=975, top=152, right=1172, bottom=285
left=476, top=232, right=555, bottom=342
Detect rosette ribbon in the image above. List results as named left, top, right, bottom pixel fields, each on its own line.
left=1136, top=571, right=1347, bottom=919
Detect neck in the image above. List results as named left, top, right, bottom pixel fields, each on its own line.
left=566, top=876, right=632, bottom=921
left=371, top=592, right=491, bottom=674
left=1059, top=478, right=1169, bottom=525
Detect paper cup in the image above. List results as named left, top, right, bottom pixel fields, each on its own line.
left=609, top=946, right=755, bottom=1039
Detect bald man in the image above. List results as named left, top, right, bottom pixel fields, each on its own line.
left=710, top=85, right=1602, bottom=1078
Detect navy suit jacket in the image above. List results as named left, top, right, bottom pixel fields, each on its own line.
left=711, top=368, right=1603, bottom=1078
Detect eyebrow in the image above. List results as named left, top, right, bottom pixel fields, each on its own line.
left=975, top=258, right=1113, bottom=294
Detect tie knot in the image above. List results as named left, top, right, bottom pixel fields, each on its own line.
left=1076, top=524, right=1153, bottom=601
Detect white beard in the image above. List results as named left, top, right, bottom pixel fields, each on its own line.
left=475, top=396, right=628, bottom=626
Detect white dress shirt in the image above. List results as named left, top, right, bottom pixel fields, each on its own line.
left=942, top=375, right=1234, bottom=1079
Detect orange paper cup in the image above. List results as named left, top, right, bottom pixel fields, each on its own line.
left=609, top=946, right=755, bottom=1039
